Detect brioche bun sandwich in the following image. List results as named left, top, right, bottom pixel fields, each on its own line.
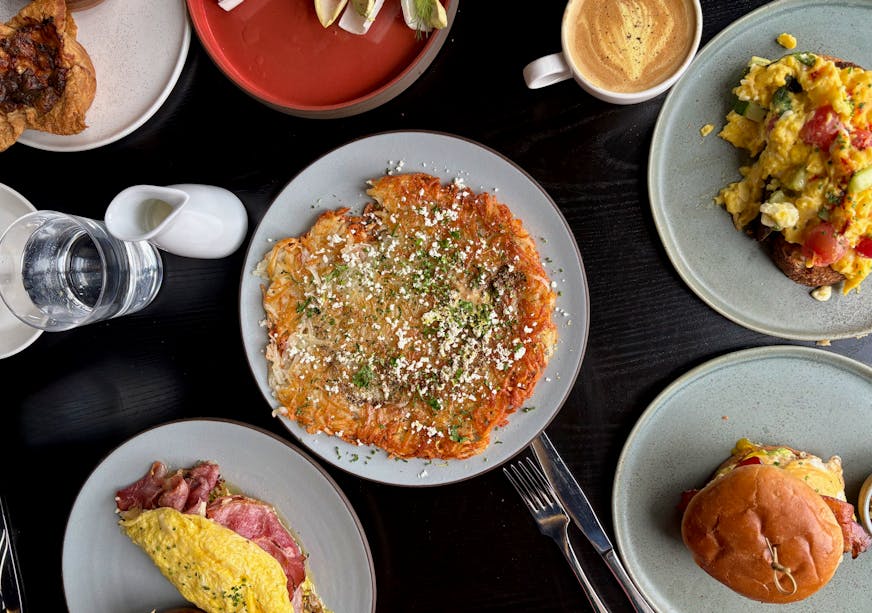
left=678, top=438, right=871, bottom=604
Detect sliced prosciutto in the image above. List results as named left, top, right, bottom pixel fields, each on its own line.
left=207, top=494, right=307, bottom=596
left=114, top=460, right=221, bottom=514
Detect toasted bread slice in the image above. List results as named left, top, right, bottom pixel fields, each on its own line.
left=765, top=54, right=857, bottom=290
left=770, top=234, right=845, bottom=287
left=0, top=0, right=96, bottom=151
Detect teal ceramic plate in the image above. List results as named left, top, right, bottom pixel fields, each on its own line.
left=613, top=346, right=872, bottom=612
left=649, top=0, right=872, bottom=341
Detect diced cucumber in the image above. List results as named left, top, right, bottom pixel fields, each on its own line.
left=767, top=190, right=787, bottom=203
left=744, top=101, right=767, bottom=122
left=784, top=167, right=807, bottom=192
left=848, top=166, right=872, bottom=194
left=772, top=86, right=792, bottom=115
left=733, top=98, right=766, bottom=121
left=793, top=52, right=817, bottom=67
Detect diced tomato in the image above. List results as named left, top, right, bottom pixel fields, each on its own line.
left=802, top=221, right=849, bottom=266
left=852, top=129, right=872, bottom=150
left=738, top=456, right=763, bottom=467
left=857, top=236, right=872, bottom=258
left=800, top=106, right=847, bottom=150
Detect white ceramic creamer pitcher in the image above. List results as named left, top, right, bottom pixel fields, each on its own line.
left=104, top=184, right=248, bottom=259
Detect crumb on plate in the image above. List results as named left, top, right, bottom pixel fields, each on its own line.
left=811, top=285, right=832, bottom=302
left=700, top=123, right=715, bottom=137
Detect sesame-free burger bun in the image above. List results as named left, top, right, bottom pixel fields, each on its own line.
left=681, top=464, right=844, bottom=604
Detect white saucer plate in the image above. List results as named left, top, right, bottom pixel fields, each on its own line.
left=0, top=0, right=190, bottom=151
left=0, top=184, right=42, bottom=359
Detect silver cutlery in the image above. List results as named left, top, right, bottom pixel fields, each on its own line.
left=532, top=432, right=655, bottom=613
left=0, top=496, right=21, bottom=613
left=504, top=457, right=610, bottom=613
left=0, top=527, right=7, bottom=611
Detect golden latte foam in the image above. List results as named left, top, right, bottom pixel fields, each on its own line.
left=563, top=0, right=696, bottom=93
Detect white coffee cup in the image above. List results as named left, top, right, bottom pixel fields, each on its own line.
left=523, top=0, right=702, bottom=105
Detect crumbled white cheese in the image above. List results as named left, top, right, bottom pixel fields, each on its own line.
left=760, top=200, right=799, bottom=230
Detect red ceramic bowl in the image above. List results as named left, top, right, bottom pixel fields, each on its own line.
left=186, top=0, right=457, bottom=118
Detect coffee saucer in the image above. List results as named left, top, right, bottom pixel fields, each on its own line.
left=0, top=184, right=42, bottom=359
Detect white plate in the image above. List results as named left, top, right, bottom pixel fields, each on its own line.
left=649, top=0, right=872, bottom=341
left=0, top=0, right=190, bottom=152
left=0, top=184, right=42, bottom=359
left=62, top=419, right=376, bottom=613
left=239, top=131, right=590, bottom=487
left=613, top=345, right=872, bottom=612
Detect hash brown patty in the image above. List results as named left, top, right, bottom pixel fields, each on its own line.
left=258, top=173, right=557, bottom=459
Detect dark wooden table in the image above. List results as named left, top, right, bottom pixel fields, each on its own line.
left=2, top=1, right=871, bottom=611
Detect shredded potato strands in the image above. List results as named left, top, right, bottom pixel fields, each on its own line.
left=765, top=537, right=798, bottom=596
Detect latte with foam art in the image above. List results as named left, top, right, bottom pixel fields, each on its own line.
left=563, top=0, right=696, bottom=94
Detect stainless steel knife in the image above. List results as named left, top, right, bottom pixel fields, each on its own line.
left=532, top=432, right=655, bottom=613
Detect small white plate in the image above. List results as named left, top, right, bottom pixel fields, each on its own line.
left=0, top=184, right=41, bottom=359
left=0, top=0, right=190, bottom=152
left=62, top=418, right=376, bottom=613
left=239, top=131, right=590, bottom=487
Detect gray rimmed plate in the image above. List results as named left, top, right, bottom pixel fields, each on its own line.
left=613, top=345, right=872, bottom=612
left=239, top=130, right=589, bottom=486
left=62, top=418, right=375, bottom=613
left=649, top=0, right=872, bottom=341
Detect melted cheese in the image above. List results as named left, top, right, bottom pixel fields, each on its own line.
left=717, top=438, right=846, bottom=500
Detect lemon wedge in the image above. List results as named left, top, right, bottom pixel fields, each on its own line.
left=315, top=0, right=348, bottom=27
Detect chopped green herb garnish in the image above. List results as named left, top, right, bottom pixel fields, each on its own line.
left=352, top=364, right=374, bottom=388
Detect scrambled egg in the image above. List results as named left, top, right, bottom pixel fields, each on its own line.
left=120, top=508, right=293, bottom=613
left=715, top=438, right=846, bottom=500
left=777, top=33, right=797, bottom=50
left=715, top=52, right=872, bottom=292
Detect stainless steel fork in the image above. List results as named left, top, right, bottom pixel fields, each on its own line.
left=504, top=457, right=610, bottom=613
left=0, top=526, right=8, bottom=611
